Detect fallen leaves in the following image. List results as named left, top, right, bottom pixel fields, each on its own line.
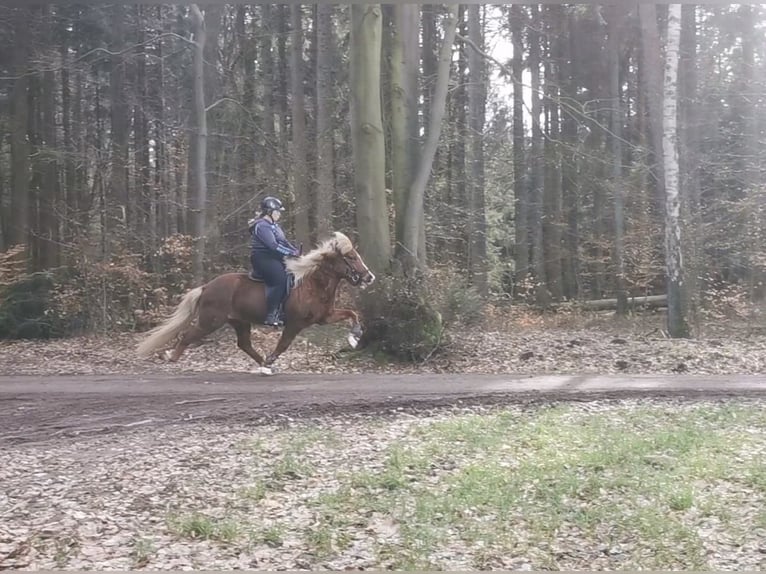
left=1, top=316, right=766, bottom=377
left=1, top=399, right=764, bottom=570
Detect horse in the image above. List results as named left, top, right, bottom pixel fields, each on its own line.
left=136, top=231, right=375, bottom=372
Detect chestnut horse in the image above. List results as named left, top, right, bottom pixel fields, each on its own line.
left=136, top=232, right=375, bottom=371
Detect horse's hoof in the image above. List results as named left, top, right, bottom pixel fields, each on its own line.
left=347, top=333, right=360, bottom=349
left=350, top=324, right=363, bottom=338
left=257, top=366, right=274, bottom=376
left=163, top=350, right=173, bottom=361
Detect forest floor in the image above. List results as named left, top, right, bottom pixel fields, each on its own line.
left=2, top=305, right=765, bottom=377
left=2, top=307, right=765, bottom=570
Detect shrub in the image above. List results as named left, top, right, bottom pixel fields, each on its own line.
left=356, top=271, right=445, bottom=362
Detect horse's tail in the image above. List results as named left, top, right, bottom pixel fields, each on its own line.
left=136, top=286, right=204, bottom=358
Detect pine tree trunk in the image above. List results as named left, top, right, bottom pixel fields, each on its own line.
left=109, top=3, right=129, bottom=234
left=529, top=6, right=549, bottom=307
left=315, top=4, right=335, bottom=240
left=260, top=5, right=276, bottom=190
left=740, top=5, right=764, bottom=301
left=679, top=4, right=701, bottom=317
left=135, top=5, right=152, bottom=254
left=290, top=5, right=310, bottom=246
left=662, top=4, right=689, bottom=338
left=9, top=7, right=30, bottom=250
left=237, top=6, right=256, bottom=193
left=608, top=4, right=627, bottom=314
left=511, top=5, right=528, bottom=294
left=189, top=5, right=208, bottom=283
left=467, top=4, right=487, bottom=295
left=639, top=3, right=666, bottom=221
left=561, top=10, right=580, bottom=299
left=543, top=7, right=563, bottom=301
left=350, top=4, right=391, bottom=272
left=40, top=7, right=59, bottom=269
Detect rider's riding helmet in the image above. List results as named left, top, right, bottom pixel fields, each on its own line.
left=260, top=195, right=285, bottom=217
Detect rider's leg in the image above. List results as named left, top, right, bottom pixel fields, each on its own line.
left=258, top=258, right=287, bottom=326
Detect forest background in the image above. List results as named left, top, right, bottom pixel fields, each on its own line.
left=0, top=2, right=764, bottom=363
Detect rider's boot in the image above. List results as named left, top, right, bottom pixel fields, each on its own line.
left=264, top=308, right=284, bottom=327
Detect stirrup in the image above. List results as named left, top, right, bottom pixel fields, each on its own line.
left=264, top=311, right=284, bottom=327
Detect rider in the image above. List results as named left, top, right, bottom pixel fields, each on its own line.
left=248, top=196, right=301, bottom=327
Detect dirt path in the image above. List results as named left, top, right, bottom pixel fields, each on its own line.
left=2, top=372, right=766, bottom=445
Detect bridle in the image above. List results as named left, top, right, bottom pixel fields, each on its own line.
left=341, top=253, right=364, bottom=286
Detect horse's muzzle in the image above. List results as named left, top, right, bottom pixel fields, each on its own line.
left=359, top=270, right=375, bottom=290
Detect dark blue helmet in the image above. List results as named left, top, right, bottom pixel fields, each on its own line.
left=260, top=195, right=285, bottom=215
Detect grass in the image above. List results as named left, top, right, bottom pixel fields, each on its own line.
left=168, top=513, right=242, bottom=543
left=162, top=400, right=766, bottom=570
left=309, top=401, right=766, bottom=569
left=129, top=537, right=155, bottom=568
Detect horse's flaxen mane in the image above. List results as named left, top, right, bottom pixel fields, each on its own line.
left=285, top=231, right=354, bottom=283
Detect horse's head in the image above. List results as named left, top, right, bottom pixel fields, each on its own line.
left=326, top=232, right=376, bottom=289
left=286, top=231, right=376, bottom=289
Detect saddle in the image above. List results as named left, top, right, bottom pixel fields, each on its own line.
left=247, top=270, right=295, bottom=299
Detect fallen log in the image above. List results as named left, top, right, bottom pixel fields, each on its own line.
left=552, top=294, right=668, bottom=311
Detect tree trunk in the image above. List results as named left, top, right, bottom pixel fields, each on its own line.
left=543, top=6, right=563, bottom=301
left=315, top=4, right=335, bottom=240
left=511, top=5, right=528, bottom=293
left=350, top=4, right=391, bottom=273
left=608, top=4, right=627, bottom=314
left=639, top=3, right=666, bottom=220
left=290, top=5, right=310, bottom=247
left=189, top=5, right=208, bottom=283
left=529, top=5, right=549, bottom=307
left=740, top=5, right=764, bottom=301
left=390, top=4, right=419, bottom=259
left=135, top=5, right=152, bottom=254
left=420, top=4, right=437, bottom=136
left=260, top=4, right=276, bottom=190
left=9, top=7, right=31, bottom=250
left=662, top=4, right=689, bottom=338
left=561, top=10, right=580, bottom=299
left=237, top=6, right=256, bottom=193
left=109, top=3, right=129, bottom=234
left=679, top=4, right=701, bottom=316
left=402, top=4, right=459, bottom=271
left=467, top=4, right=487, bottom=295
left=40, top=7, right=59, bottom=269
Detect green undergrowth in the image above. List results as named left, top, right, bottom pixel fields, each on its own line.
left=310, top=402, right=766, bottom=569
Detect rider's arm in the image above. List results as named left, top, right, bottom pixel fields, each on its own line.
left=255, top=221, right=298, bottom=257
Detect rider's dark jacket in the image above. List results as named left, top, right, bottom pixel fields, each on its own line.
left=250, top=217, right=300, bottom=260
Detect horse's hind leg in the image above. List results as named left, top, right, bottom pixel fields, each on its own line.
left=229, top=319, right=265, bottom=366
left=264, top=325, right=301, bottom=367
left=167, top=313, right=226, bottom=362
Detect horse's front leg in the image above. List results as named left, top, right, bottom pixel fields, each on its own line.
left=321, top=308, right=361, bottom=330
left=321, top=308, right=363, bottom=347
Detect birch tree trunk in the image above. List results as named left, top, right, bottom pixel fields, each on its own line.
left=401, top=4, right=459, bottom=271
left=350, top=4, right=391, bottom=273
left=662, top=4, right=689, bottom=338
